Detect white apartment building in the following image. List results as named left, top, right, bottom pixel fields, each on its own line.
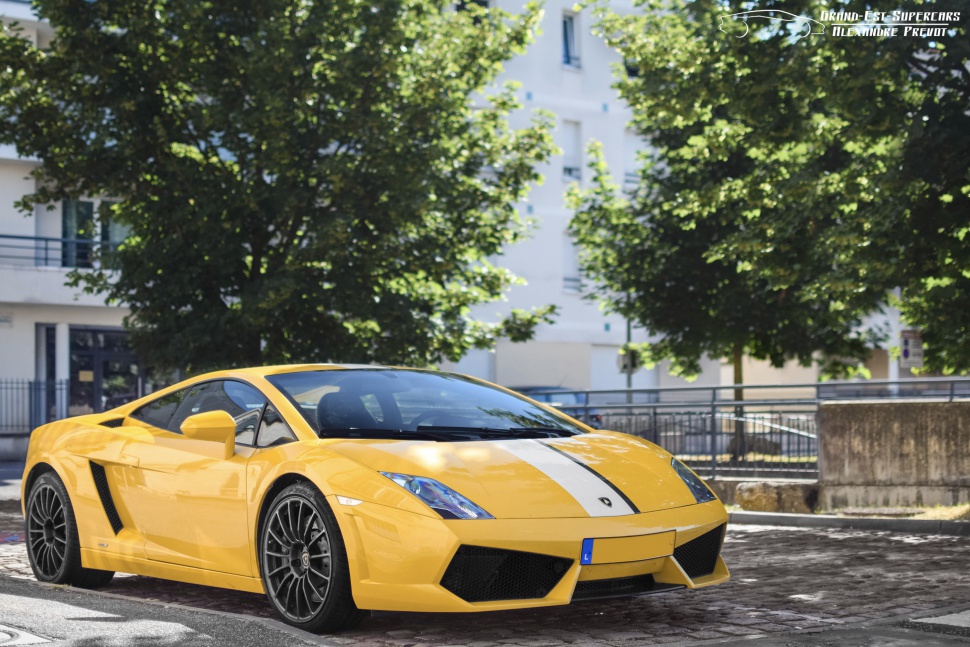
left=0, top=1, right=142, bottom=447
left=0, top=0, right=899, bottom=442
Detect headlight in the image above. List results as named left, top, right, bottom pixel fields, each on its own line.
left=671, top=459, right=716, bottom=504
left=380, top=472, right=494, bottom=520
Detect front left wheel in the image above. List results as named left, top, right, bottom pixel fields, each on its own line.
left=25, top=471, right=115, bottom=589
left=259, top=482, right=366, bottom=633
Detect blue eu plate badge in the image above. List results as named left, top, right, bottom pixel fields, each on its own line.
left=581, top=538, right=594, bottom=565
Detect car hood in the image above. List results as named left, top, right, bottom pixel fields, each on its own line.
left=324, top=431, right=698, bottom=519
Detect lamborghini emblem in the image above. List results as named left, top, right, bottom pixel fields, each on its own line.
left=599, top=497, right=612, bottom=507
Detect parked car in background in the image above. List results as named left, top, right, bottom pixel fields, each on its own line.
left=510, top=386, right=603, bottom=428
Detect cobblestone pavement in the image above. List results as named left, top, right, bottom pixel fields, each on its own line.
left=3, top=498, right=970, bottom=646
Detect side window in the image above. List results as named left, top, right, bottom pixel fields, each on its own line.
left=224, top=381, right=267, bottom=445
left=131, top=388, right=188, bottom=430
left=257, top=404, right=297, bottom=448
left=168, top=380, right=268, bottom=439
left=169, top=382, right=219, bottom=433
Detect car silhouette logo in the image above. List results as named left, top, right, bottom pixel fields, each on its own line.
left=599, top=497, right=612, bottom=507
left=718, top=10, right=825, bottom=41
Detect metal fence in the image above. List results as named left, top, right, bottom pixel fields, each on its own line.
left=539, top=377, right=970, bottom=480
left=0, top=380, right=69, bottom=437
left=0, top=234, right=121, bottom=268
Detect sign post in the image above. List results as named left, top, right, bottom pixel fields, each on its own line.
left=900, top=329, right=924, bottom=371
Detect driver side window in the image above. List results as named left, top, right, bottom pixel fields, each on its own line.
left=133, top=380, right=268, bottom=443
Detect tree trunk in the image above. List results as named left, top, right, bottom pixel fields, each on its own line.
left=731, top=345, right=745, bottom=462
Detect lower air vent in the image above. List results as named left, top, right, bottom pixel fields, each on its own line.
left=573, top=574, right=656, bottom=600
left=89, top=462, right=124, bottom=534
left=99, top=418, right=126, bottom=428
left=441, top=545, right=572, bottom=603
left=673, top=523, right=725, bottom=578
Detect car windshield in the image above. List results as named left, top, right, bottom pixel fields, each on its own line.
left=266, top=369, right=587, bottom=439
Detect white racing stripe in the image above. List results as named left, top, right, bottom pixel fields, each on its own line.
left=493, top=439, right=636, bottom=517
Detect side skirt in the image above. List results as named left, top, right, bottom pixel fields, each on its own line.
left=80, top=548, right=265, bottom=594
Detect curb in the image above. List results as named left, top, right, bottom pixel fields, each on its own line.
left=729, top=510, right=970, bottom=536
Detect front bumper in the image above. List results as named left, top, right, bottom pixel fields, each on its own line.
left=330, top=497, right=729, bottom=612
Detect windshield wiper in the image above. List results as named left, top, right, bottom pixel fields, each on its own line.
left=319, top=428, right=456, bottom=441
left=416, top=425, right=579, bottom=439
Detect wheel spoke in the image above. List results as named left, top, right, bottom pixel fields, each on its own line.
left=308, top=528, right=327, bottom=546
left=290, top=500, right=303, bottom=543
left=267, top=563, right=289, bottom=577
left=272, top=508, right=293, bottom=544
left=268, top=527, right=287, bottom=547
left=309, top=566, right=330, bottom=582
left=283, top=574, right=297, bottom=615
left=296, top=576, right=308, bottom=614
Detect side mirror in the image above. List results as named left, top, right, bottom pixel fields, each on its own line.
left=180, top=410, right=236, bottom=460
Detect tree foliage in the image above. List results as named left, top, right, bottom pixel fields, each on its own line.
left=569, top=0, right=947, bottom=379
left=894, top=3, right=970, bottom=372
left=0, top=0, right=556, bottom=373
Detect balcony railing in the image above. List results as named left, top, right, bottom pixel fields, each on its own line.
left=0, top=234, right=121, bottom=269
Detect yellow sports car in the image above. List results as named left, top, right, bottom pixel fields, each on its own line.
left=22, top=365, right=729, bottom=632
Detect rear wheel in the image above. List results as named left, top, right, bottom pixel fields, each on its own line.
left=25, top=471, right=115, bottom=589
left=259, top=482, right=366, bottom=633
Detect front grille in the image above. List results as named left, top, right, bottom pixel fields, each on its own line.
left=90, top=462, right=124, bottom=534
left=673, top=523, right=725, bottom=578
left=573, top=574, right=655, bottom=600
left=441, top=545, right=572, bottom=603
left=99, top=418, right=125, bottom=428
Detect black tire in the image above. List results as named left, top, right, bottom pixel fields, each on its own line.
left=259, top=482, right=367, bottom=633
left=25, top=471, right=115, bottom=589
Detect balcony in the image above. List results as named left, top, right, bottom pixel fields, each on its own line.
left=0, top=234, right=121, bottom=269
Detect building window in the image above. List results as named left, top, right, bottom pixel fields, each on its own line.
left=562, top=120, right=582, bottom=181
left=562, top=13, right=580, bottom=68
left=456, top=0, right=488, bottom=23
left=61, top=199, right=128, bottom=269
left=563, top=233, right=581, bottom=293
left=623, top=130, right=643, bottom=194
left=62, top=200, right=95, bottom=268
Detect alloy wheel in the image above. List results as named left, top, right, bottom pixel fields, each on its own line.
left=263, top=495, right=333, bottom=622
left=27, top=482, right=67, bottom=579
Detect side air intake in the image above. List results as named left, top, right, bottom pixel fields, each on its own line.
left=441, top=546, right=571, bottom=602
left=673, top=523, right=725, bottom=578
left=89, top=462, right=124, bottom=534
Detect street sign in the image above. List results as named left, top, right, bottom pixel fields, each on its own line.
left=617, top=348, right=642, bottom=374
left=900, top=329, right=924, bottom=370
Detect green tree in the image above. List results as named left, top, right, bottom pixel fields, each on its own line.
left=569, top=0, right=914, bottom=388
left=893, top=5, right=970, bottom=373
left=0, top=0, right=555, bottom=373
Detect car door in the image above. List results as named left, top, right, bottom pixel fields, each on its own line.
left=117, top=380, right=266, bottom=576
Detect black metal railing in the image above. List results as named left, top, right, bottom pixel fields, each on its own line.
left=0, top=234, right=121, bottom=268
left=0, top=379, right=69, bottom=437
left=525, top=377, right=970, bottom=480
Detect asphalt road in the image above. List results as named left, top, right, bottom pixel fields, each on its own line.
left=3, top=461, right=970, bottom=646
left=0, top=575, right=328, bottom=647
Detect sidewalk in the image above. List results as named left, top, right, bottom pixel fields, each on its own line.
left=730, top=510, right=970, bottom=536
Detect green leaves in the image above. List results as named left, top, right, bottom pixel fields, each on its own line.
left=570, top=0, right=924, bottom=380
left=0, top=0, right=555, bottom=373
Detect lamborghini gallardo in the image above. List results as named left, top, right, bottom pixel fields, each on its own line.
left=22, top=365, right=729, bottom=632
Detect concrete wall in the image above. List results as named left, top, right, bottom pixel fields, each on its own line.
left=818, top=400, right=970, bottom=508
